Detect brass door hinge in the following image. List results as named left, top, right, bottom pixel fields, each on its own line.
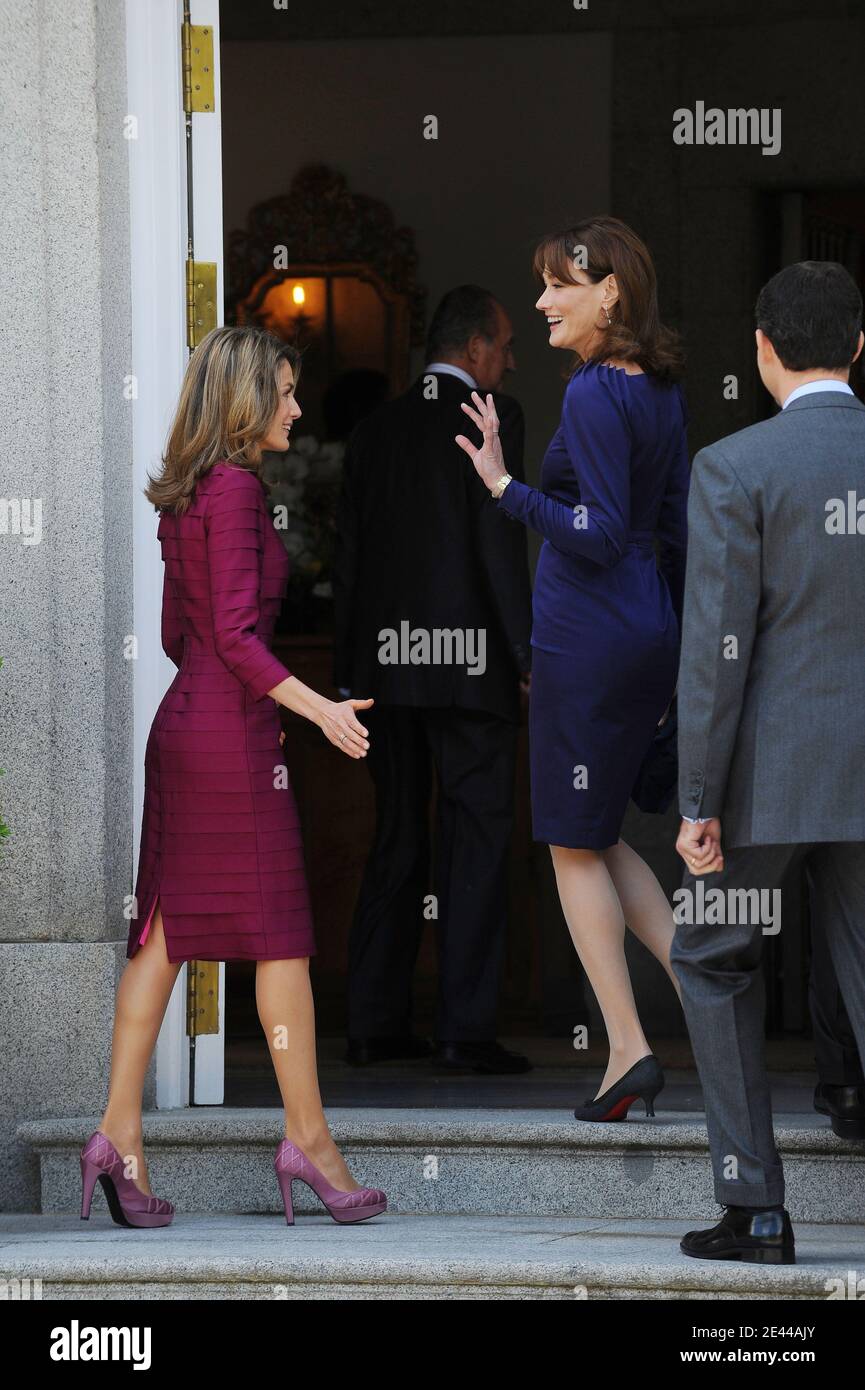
left=187, top=960, right=219, bottom=1036
left=182, top=22, right=215, bottom=113
left=186, top=259, right=217, bottom=348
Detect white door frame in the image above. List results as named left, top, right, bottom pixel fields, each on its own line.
left=126, top=0, right=225, bottom=1107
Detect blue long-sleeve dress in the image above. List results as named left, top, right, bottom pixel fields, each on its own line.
left=496, top=361, right=689, bottom=849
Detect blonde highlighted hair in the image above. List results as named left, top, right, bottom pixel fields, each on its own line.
left=144, top=325, right=301, bottom=514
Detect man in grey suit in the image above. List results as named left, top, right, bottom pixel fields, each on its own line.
left=671, top=260, right=865, bottom=1264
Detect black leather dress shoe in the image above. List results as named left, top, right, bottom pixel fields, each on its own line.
left=681, top=1205, right=795, bottom=1264
left=345, top=1035, right=433, bottom=1066
left=814, top=1082, right=865, bottom=1138
left=431, top=1040, right=533, bottom=1074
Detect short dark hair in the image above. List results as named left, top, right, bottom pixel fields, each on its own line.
left=426, top=285, right=500, bottom=361
left=755, top=261, right=862, bottom=371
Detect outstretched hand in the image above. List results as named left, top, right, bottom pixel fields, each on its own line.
left=320, top=696, right=374, bottom=758
left=455, top=391, right=508, bottom=493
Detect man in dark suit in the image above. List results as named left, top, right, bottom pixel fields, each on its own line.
left=672, top=261, right=865, bottom=1263
left=333, top=285, right=533, bottom=1073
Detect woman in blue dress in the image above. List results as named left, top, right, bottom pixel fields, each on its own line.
left=456, top=216, right=689, bottom=1121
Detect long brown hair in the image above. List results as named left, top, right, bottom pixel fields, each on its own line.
left=144, top=326, right=301, bottom=515
left=532, top=215, right=684, bottom=382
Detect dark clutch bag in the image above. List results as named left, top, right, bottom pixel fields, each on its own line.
left=630, top=697, right=678, bottom=815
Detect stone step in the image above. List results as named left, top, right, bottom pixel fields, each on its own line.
left=17, top=1107, right=865, bottom=1223
left=2, top=1211, right=863, bottom=1300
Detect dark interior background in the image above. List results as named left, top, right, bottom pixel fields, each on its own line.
left=216, top=0, right=865, bottom=1068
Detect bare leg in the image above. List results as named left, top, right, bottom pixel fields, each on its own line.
left=98, top=903, right=184, bottom=1195
left=256, top=956, right=360, bottom=1192
left=602, top=839, right=683, bottom=1003
left=550, top=844, right=651, bottom=1097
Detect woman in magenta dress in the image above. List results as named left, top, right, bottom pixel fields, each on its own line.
left=79, top=327, right=387, bottom=1229
left=457, top=217, right=689, bottom=1123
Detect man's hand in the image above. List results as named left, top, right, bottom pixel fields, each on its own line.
left=519, top=671, right=531, bottom=697
left=676, top=818, right=724, bottom=876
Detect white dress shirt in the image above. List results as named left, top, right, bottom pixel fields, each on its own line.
left=782, top=379, right=854, bottom=408
left=425, top=361, right=478, bottom=390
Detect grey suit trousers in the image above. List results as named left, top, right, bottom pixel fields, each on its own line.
left=671, top=840, right=865, bottom=1206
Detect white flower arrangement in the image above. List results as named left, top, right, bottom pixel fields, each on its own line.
left=260, top=436, right=346, bottom=622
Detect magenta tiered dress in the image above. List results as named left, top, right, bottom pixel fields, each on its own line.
left=128, top=461, right=316, bottom=963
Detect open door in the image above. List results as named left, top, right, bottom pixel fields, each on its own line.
left=128, top=0, right=226, bottom=1108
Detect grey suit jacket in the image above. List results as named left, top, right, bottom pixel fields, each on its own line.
left=678, top=389, right=865, bottom=847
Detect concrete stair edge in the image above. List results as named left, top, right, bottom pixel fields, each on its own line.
left=15, top=1106, right=863, bottom=1156
left=1, top=1213, right=860, bottom=1300
left=15, top=1105, right=865, bottom=1225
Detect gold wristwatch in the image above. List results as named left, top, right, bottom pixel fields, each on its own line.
left=491, top=473, right=512, bottom=499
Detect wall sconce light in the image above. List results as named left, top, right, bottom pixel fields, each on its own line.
left=291, top=283, right=311, bottom=336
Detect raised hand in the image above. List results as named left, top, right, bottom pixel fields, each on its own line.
left=455, top=391, right=509, bottom=493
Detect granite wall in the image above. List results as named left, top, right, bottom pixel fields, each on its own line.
left=0, top=0, right=135, bottom=1210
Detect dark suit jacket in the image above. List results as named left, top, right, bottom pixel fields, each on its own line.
left=333, top=370, right=533, bottom=722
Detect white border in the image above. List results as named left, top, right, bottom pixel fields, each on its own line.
left=126, top=0, right=225, bottom=1107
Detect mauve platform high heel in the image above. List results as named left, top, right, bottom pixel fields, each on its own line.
left=274, top=1138, right=387, bottom=1225
left=80, top=1131, right=175, bottom=1228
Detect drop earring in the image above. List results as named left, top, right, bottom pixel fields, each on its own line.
left=603, top=301, right=613, bottom=326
